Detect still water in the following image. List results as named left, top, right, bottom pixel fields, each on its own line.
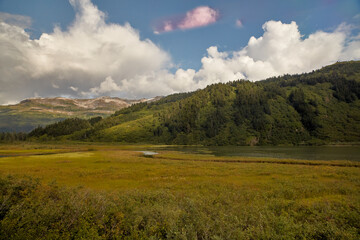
left=151, top=145, right=360, bottom=161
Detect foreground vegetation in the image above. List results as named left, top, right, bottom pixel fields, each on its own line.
left=26, top=61, right=360, bottom=146
left=0, top=143, right=359, bottom=239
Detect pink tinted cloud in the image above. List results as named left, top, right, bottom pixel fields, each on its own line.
left=236, top=19, right=243, bottom=28
left=154, top=6, right=220, bottom=34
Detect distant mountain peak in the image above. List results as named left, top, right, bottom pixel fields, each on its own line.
left=1, top=96, right=162, bottom=132
left=18, top=96, right=160, bottom=109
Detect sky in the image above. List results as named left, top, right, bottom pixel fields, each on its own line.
left=0, top=0, right=359, bottom=104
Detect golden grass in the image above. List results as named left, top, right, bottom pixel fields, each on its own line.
left=0, top=143, right=359, bottom=195
left=1, top=143, right=359, bottom=239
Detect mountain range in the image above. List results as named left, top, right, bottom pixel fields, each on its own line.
left=0, top=96, right=160, bottom=132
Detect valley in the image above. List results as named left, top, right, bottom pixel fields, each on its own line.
left=1, top=61, right=359, bottom=239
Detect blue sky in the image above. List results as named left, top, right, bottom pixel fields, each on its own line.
left=1, top=0, right=359, bottom=70
left=0, top=0, right=359, bottom=103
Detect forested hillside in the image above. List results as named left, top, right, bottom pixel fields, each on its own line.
left=29, top=61, right=360, bottom=145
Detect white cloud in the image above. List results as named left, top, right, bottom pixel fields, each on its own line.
left=0, top=0, right=359, bottom=105
left=0, top=12, right=32, bottom=28
left=82, top=76, right=121, bottom=96
left=0, top=0, right=170, bottom=104
left=180, top=20, right=359, bottom=87
left=341, top=33, right=360, bottom=61
left=69, top=86, right=78, bottom=92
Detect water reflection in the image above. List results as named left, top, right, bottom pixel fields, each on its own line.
left=150, top=146, right=360, bottom=161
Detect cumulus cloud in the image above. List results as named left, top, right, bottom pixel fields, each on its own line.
left=0, top=0, right=359, bottom=105
left=0, top=0, right=170, bottom=104
left=82, top=76, right=121, bottom=96
left=146, top=20, right=359, bottom=93
left=180, top=20, right=359, bottom=89
left=154, top=6, right=219, bottom=34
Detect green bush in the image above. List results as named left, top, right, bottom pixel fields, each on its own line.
left=0, top=175, right=359, bottom=239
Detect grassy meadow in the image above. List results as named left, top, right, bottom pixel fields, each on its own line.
left=0, top=143, right=359, bottom=239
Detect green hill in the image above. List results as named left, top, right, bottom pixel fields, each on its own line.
left=30, top=61, right=360, bottom=146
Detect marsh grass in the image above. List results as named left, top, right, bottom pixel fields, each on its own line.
left=0, top=143, right=359, bottom=239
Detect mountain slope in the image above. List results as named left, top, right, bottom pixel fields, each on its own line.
left=32, top=61, right=360, bottom=145
left=0, top=96, right=159, bottom=132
